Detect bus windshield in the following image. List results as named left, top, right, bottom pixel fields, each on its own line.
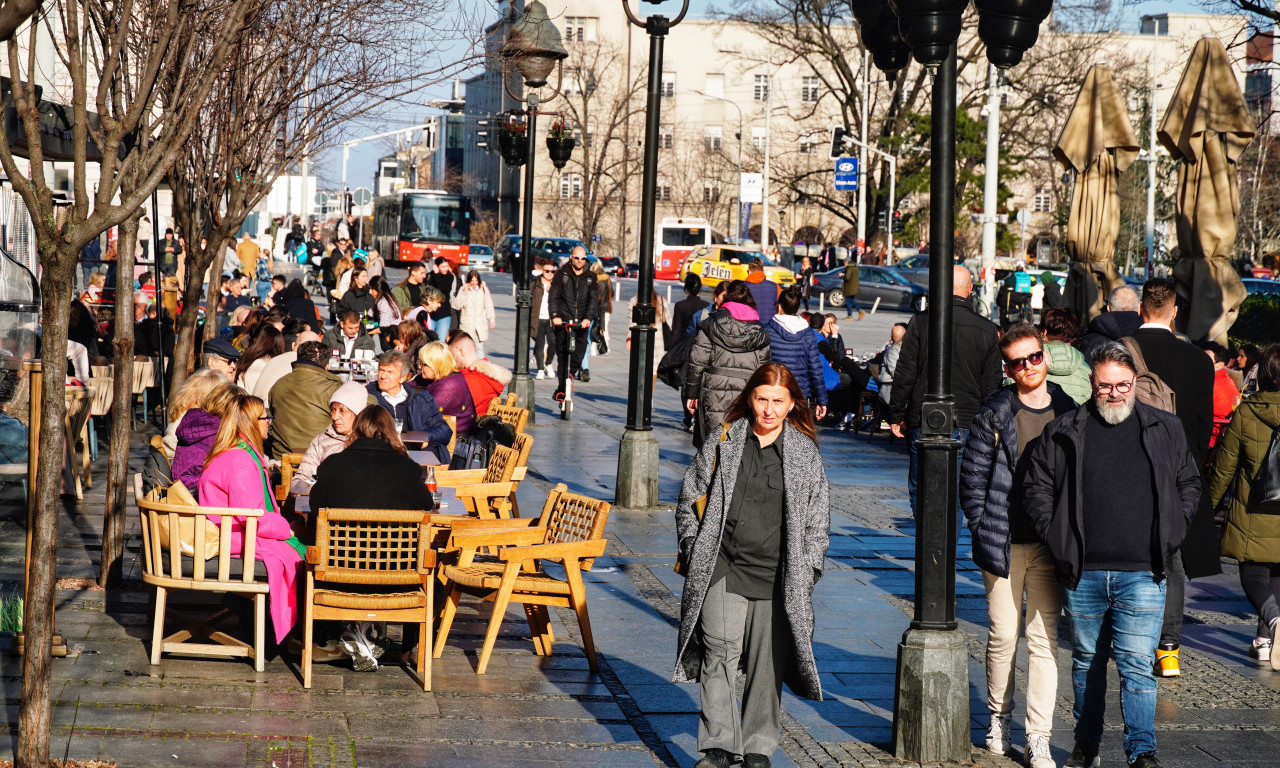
left=400, top=195, right=468, bottom=244
left=663, top=227, right=706, bottom=247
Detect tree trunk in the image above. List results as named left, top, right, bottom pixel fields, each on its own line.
left=170, top=241, right=214, bottom=394
left=204, top=237, right=230, bottom=343
left=17, top=245, right=76, bottom=768
left=98, top=217, right=140, bottom=589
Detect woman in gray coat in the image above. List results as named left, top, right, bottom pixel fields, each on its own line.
left=675, top=362, right=831, bottom=768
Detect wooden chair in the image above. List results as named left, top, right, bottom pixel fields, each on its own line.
left=484, top=397, right=529, bottom=434
left=64, top=388, right=92, bottom=500
left=443, top=414, right=457, bottom=458
left=86, top=374, right=113, bottom=459
left=131, top=357, right=157, bottom=425
left=133, top=474, right=270, bottom=671
left=435, top=432, right=533, bottom=519
left=433, top=484, right=610, bottom=674
left=276, top=453, right=303, bottom=502
left=303, top=507, right=435, bottom=690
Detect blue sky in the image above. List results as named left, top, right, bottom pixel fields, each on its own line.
left=314, top=0, right=1229, bottom=198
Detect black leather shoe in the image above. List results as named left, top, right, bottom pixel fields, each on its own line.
left=743, top=753, right=772, bottom=768
left=580, top=370, right=591, bottom=383
left=1130, top=753, right=1163, bottom=768
left=692, top=748, right=733, bottom=768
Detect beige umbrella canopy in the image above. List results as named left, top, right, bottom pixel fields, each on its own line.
left=1158, top=36, right=1254, bottom=344
left=1054, top=63, right=1141, bottom=322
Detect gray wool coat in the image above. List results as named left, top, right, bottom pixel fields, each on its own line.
left=673, top=418, right=831, bottom=701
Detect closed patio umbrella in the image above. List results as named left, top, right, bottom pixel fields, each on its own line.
left=1158, top=36, right=1254, bottom=344
left=1054, top=63, right=1140, bottom=322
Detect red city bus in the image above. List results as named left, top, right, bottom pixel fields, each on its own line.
left=655, top=217, right=726, bottom=280
left=372, top=189, right=471, bottom=267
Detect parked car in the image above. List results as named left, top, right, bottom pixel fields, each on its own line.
left=495, top=234, right=521, bottom=272
left=531, top=237, right=593, bottom=264
left=599, top=256, right=625, bottom=277
left=891, top=253, right=932, bottom=286
left=625, top=262, right=643, bottom=278
left=1243, top=277, right=1280, bottom=297
left=677, top=245, right=797, bottom=289
left=813, top=265, right=928, bottom=312
left=468, top=244, right=495, bottom=271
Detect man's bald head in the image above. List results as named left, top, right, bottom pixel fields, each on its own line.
left=1107, top=285, right=1140, bottom=313
left=292, top=330, right=321, bottom=351
left=952, top=265, right=973, bottom=298
left=890, top=324, right=907, bottom=344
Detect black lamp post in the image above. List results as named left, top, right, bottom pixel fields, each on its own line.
left=856, top=0, right=1051, bottom=761
left=500, top=0, right=569, bottom=419
left=615, top=0, right=689, bottom=508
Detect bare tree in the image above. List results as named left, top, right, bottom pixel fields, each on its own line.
left=0, top=0, right=38, bottom=40
left=0, top=2, right=259, bottom=764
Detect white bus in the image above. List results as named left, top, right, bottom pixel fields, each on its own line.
left=655, top=217, right=726, bottom=280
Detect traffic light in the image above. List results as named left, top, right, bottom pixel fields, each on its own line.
left=891, top=210, right=903, bottom=233
left=876, top=207, right=889, bottom=232
left=476, top=118, right=491, bottom=151
left=830, top=125, right=847, bottom=159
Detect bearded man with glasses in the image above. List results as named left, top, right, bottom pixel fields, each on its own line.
left=1023, top=341, right=1201, bottom=768
left=959, top=324, right=1077, bottom=768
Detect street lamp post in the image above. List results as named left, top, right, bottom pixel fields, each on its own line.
left=616, top=0, right=689, bottom=508
left=499, top=0, right=570, bottom=418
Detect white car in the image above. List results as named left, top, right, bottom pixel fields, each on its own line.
left=468, top=244, right=494, bottom=271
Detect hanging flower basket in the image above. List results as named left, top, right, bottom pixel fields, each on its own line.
left=498, top=130, right=528, bottom=168
left=545, top=118, right=575, bottom=170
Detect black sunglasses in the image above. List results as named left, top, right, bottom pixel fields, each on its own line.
left=1003, top=350, right=1045, bottom=373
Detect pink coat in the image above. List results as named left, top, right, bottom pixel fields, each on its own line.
left=198, top=446, right=301, bottom=644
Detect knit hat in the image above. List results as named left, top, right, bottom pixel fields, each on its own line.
left=329, top=381, right=369, bottom=415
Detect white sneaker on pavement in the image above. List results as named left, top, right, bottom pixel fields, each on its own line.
left=985, top=712, right=1011, bottom=755
left=1025, top=733, right=1054, bottom=768
left=535, top=368, right=546, bottom=380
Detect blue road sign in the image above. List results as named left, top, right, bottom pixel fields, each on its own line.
left=835, top=157, right=858, bottom=191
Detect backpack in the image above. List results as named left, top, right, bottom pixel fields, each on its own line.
left=1120, top=337, right=1177, bottom=414
left=1249, top=426, right=1280, bottom=515
left=448, top=414, right=518, bottom=471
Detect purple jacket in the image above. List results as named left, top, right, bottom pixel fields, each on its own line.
left=426, top=372, right=477, bottom=436
left=171, top=408, right=221, bottom=495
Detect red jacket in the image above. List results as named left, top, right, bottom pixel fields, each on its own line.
left=460, top=359, right=513, bottom=418
left=1210, top=365, right=1241, bottom=448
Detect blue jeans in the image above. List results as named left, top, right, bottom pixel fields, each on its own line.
left=431, top=316, right=451, bottom=339
left=906, top=427, right=969, bottom=517
left=1063, top=570, right=1165, bottom=760
left=845, top=296, right=863, bottom=317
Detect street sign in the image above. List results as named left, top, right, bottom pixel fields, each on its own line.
left=314, top=191, right=330, bottom=206
left=740, top=173, right=763, bottom=204
left=591, top=233, right=602, bottom=243
left=352, top=187, right=373, bottom=206
left=834, top=157, right=858, bottom=191
left=1016, top=208, right=1030, bottom=226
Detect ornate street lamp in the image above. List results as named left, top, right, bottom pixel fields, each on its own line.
left=850, top=0, right=911, bottom=76
left=499, top=0, right=570, bottom=418
left=615, top=0, right=690, bottom=508
left=865, top=0, right=1051, bottom=762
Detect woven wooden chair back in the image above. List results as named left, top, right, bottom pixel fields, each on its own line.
left=312, top=508, right=429, bottom=586
left=132, top=357, right=156, bottom=394
left=540, top=484, right=611, bottom=571
left=134, top=473, right=264, bottom=585
left=276, top=453, right=303, bottom=502
left=480, top=431, right=532, bottom=484
left=485, top=400, right=529, bottom=434
left=91, top=365, right=112, bottom=379
left=88, top=377, right=114, bottom=417
left=443, top=414, right=457, bottom=456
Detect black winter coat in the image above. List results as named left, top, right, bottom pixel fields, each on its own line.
left=550, top=267, right=598, bottom=323
left=684, top=309, right=771, bottom=448
left=959, top=382, right=1077, bottom=577
left=309, top=437, right=435, bottom=513
left=336, top=285, right=376, bottom=319
left=1023, top=402, right=1201, bottom=589
left=1078, top=310, right=1141, bottom=362
left=888, top=295, right=1002, bottom=429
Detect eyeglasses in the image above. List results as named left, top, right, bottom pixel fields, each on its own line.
left=1095, top=381, right=1134, bottom=394
left=571, top=256, right=586, bottom=261
left=1003, top=350, right=1045, bottom=373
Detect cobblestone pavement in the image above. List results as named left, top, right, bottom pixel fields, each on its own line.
left=2, top=269, right=1278, bottom=766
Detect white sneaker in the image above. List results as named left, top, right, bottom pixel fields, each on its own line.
left=1250, top=635, right=1272, bottom=662
left=535, top=368, right=546, bottom=380
left=985, top=712, right=1011, bottom=755
left=1025, top=733, right=1054, bottom=768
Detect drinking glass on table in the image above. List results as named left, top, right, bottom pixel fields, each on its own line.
left=394, top=417, right=404, bottom=433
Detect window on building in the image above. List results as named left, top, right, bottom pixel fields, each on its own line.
left=704, top=126, right=723, bottom=152
left=801, top=76, right=820, bottom=103
left=560, top=173, right=583, bottom=200
left=704, top=185, right=721, bottom=203
left=754, top=74, right=770, bottom=102
left=799, top=131, right=819, bottom=155
left=1032, top=186, right=1053, bottom=213
left=751, top=127, right=768, bottom=153
left=657, top=179, right=672, bottom=201
left=661, top=72, right=676, bottom=98
left=705, top=73, right=724, bottom=100
left=563, top=17, right=598, bottom=43
left=572, top=130, right=593, bottom=148
left=659, top=124, right=674, bottom=149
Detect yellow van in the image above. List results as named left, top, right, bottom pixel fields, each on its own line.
left=677, top=245, right=797, bottom=289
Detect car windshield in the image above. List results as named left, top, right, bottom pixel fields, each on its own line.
left=881, top=268, right=912, bottom=285
left=601, top=257, right=622, bottom=267
left=721, top=250, right=778, bottom=267
left=544, top=239, right=581, bottom=254
left=471, top=245, right=493, bottom=255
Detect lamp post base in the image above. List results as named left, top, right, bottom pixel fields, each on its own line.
left=892, top=627, right=970, bottom=762
left=509, top=373, right=536, bottom=426
left=615, top=427, right=659, bottom=507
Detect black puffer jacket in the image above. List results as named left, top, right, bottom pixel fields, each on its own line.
left=336, top=285, right=376, bottom=319
left=1078, top=310, right=1141, bottom=362
left=888, top=295, right=1002, bottom=429
left=550, top=266, right=598, bottom=323
left=1023, top=402, right=1201, bottom=589
left=959, top=382, right=1077, bottom=577
left=684, top=308, right=771, bottom=448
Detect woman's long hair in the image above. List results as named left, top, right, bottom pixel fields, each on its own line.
left=235, top=325, right=285, bottom=383
left=348, top=405, right=408, bottom=455
left=205, top=392, right=268, bottom=468
left=723, top=362, right=818, bottom=444
left=168, top=368, right=231, bottom=422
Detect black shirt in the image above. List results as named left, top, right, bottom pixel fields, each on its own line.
left=1081, top=406, right=1156, bottom=572
left=713, top=432, right=786, bottom=599
left=404, top=281, right=423, bottom=309
left=1009, top=398, right=1063, bottom=544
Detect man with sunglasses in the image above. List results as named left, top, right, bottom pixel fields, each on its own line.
left=549, top=246, right=599, bottom=401
left=960, top=325, right=1076, bottom=768
left=1023, top=341, right=1200, bottom=768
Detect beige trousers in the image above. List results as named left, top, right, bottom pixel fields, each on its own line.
left=982, top=541, right=1062, bottom=738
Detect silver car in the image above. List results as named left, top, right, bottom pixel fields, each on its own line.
left=468, top=244, right=494, bottom=271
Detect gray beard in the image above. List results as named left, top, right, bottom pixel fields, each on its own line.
left=1094, top=397, right=1134, bottom=425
